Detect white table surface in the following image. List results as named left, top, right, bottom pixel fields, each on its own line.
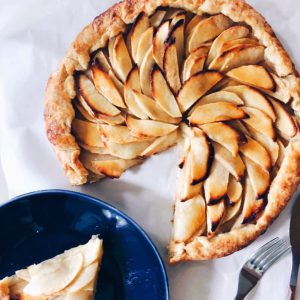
left=0, top=0, right=299, bottom=299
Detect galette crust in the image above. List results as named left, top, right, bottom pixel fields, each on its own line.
left=44, top=0, right=300, bottom=261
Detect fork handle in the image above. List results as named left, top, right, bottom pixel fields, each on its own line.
left=235, top=269, right=258, bottom=300
left=289, top=252, right=300, bottom=300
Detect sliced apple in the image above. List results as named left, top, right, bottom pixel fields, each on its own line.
left=206, top=25, right=250, bottom=65
left=163, top=39, right=181, bottom=93
left=185, top=15, right=205, bottom=38
left=227, top=176, right=242, bottom=205
left=239, top=136, right=272, bottom=170
left=223, top=198, right=242, bottom=224
left=189, top=102, right=246, bottom=125
left=173, top=195, right=206, bottom=242
left=227, top=65, right=275, bottom=91
left=167, top=19, right=184, bottom=68
left=126, top=115, right=178, bottom=137
left=74, top=100, right=100, bottom=124
left=200, top=122, right=242, bottom=156
left=150, top=8, right=167, bottom=27
left=242, top=106, right=275, bottom=140
left=187, top=14, right=232, bottom=53
left=177, top=71, right=224, bottom=112
left=140, top=46, right=156, bottom=96
left=220, top=38, right=259, bottom=53
left=182, top=46, right=209, bottom=82
left=78, top=143, right=109, bottom=155
left=103, top=138, right=152, bottom=159
left=92, top=64, right=125, bottom=108
left=171, top=12, right=186, bottom=26
left=209, top=44, right=265, bottom=72
left=264, top=73, right=291, bottom=103
left=151, top=65, right=181, bottom=118
left=94, top=113, right=125, bottom=126
left=204, top=160, right=229, bottom=205
left=214, top=143, right=245, bottom=181
left=153, top=20, right=171, bottom=68
left=269, top=98, right=298, bottom=137
left=135, top=27, right=154, bottom=67
left=111, top=34, right=132, bottom=82
left=163, top=8, right=184, bottom=21
left=108, top=69, right=124, bottom=97
left=224, top=85, right=276, bottom=121
left=129, top=13, right=150, bottom=63
left=207, top=200, right=226, bottom=238
left=80, top=152, right=141, bottom=178
left=98, top=124, right=151, bottom=144
left=227, top=120, right=250, bottom=136
left=277, top=139, right=286, bottom=167
left=249, top=128, right=279, bottom=166
left=72, top=119, right=104, bottom=147
left=243, top=156, right=270, bottom=199
left=189, top=128, right=212, bottom=185
left=94, top=50, right=111, bottom=72
left=241, top=177, right=266, bottom=224
left=124, top=67, right=148, bottom=119
left=132, top=89, right=180, bottom=124
left=140, top=129, right=179, bottom=157
left=78, top=74, right=120, bottom=116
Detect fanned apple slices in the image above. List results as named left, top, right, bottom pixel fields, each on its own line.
left=66, top=7, right=299, bottom=260
left=0, top=236, right=103, bottom=299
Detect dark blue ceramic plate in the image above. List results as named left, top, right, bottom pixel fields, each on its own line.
left=0, top=190, right=168, bottom=300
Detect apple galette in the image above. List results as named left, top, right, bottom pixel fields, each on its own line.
left=0, top=236, right=103, bottom=299
left=44, top=0, right=300, bottom=262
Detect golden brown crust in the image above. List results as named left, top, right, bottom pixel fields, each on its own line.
left=44, top=0, right=300, bottom=260
left=0, top=283, right=9, bottom=300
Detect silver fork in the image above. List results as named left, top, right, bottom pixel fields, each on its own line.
left=234, top=237, right=291, bottom=300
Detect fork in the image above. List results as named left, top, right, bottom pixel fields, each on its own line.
left=234, top=237, right=291, bottom=300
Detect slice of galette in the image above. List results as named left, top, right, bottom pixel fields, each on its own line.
left=0, top=236, right=103, bottom=299
left=44, top=0, right=300, bottom=262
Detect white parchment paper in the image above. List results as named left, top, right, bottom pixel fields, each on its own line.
left=0, top=0, right=299, bottom=299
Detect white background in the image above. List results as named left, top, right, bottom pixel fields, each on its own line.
left=0, top=0, right=299, bottom=299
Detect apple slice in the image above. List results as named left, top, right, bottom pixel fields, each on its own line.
left=241, top=177, right=266, bottom=225
left=227, top=120, right=250, bottom=136
left=80, top=152, right=141, bottom=178
left=224, top=85, right=276, bottom=121
left=239, top=136, right=272, bottom=170
left=98, top=124, right=152, bottom=144
left=74, top=100, right=100, bottom=124
left=92, top=64, right=125, bottom=108
left=227, top=65, right=275, bottom=91
left=249, top=129, right=279, bottom=166
left=182, top=46, right=209, bottom=82
left=243, top=156, right=270, bottom=199
left=223, top=198, right=242, bottom=224
left=171, top=12, right=186, bottom=26
left=208, top=44, right=265, bottom=72
left=151, top=65, right=181, bottom=118
left=94, top=113, right=125, bottom=126
left=220, top=38, right=259, bottom=52
left=126, top=115, right=178, bottom=137
left=108, top=70, right=124, bottom=97
left=78, top=75, right=120, bottom=116
left=72, top=119, right=104, bottom=147
left=177, top=71, right=224, bottom=112
left=140, top=129, right=179, bottom=157
left=167, top=19, right=184, bottom=68
left=277, top=139, right=286, bottom=167
left=163, top=8, right=184, bottom=21
left=173, top=195, right=206, bottom=242
left=214, top=143, right=245, bottom=181
left=111, top=34, right=132, bottom=82
left=78, top=143, right=109, bottom=155
left=103, top=138, right=152, bottom=159
left=269, top=98, right=298, bottom=137
left=177, top=152, right=203, bottom=201
left=129, top=13, right=150, bottom=63
left=150, top=8, right=167, bottom=27
left=204, top=160, right=229, bottom=205
left=242, top=106, right=275, bottom=140
left=140, top=46, right=156, bottom=97
left=189, top=128, right=212, bottom=185
left=94, top=50, right=111, bottom=72
left=200, top=122, right=242, bottom=156
left=206, top=25, right=250, bottom=65
left=153, top=20, right=171, bottom=68
left=163, top=39, right=181, bottom=93
left=207, top=200, right=226, bottom=238
left=227, top=176, right=242, bottom=205
left=189, top=102, right=246, bottom=125
left=185, top=15, right=205, bottom=38
left=124, top=67, right=148, bottom=120
left=132, top=89, right=180, bottom=124
left=135, top=27, right=154, bottom=67
left=187, top=14, right=232, bottom=53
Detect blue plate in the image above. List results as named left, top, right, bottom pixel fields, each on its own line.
left=0, top=190, right=169, bottom=300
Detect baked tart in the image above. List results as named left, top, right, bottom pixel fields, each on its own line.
left=44, top=0, right=300, bottom=262
left=0, top=236, right=103, bottom=299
